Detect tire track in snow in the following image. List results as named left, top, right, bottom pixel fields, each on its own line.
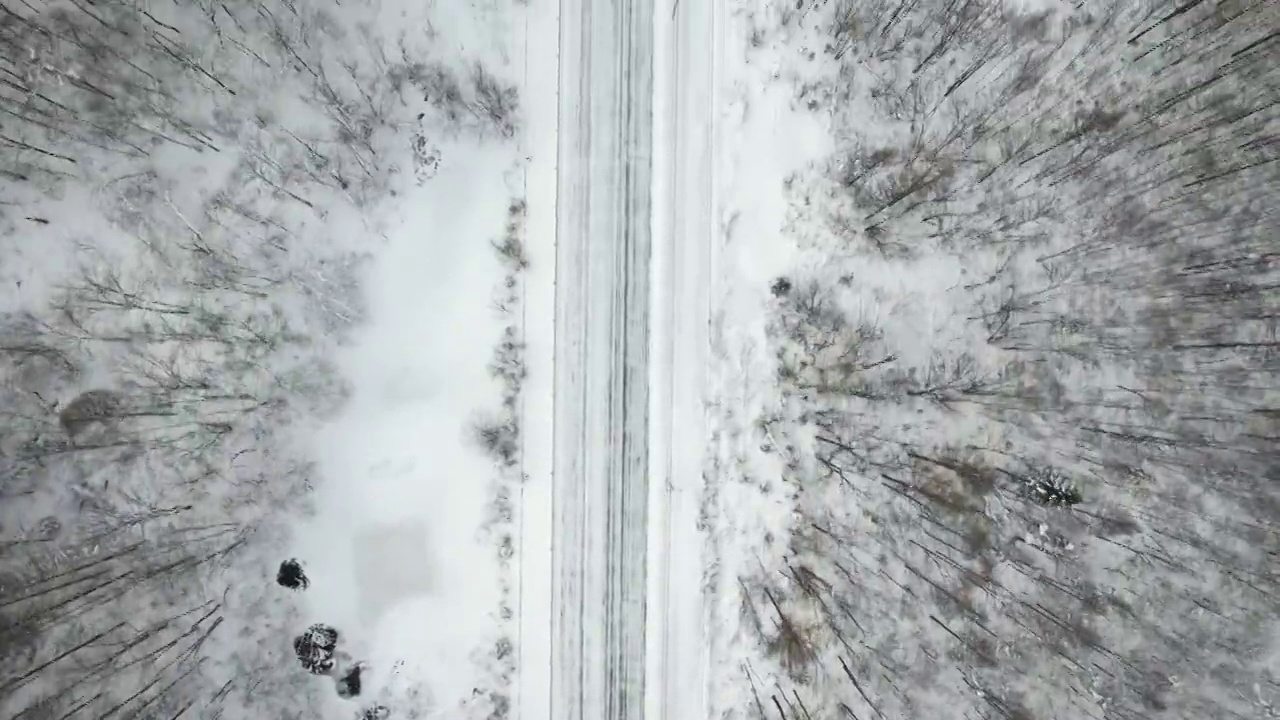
left=552, top=0, right=652, bottom=718
left=647, top=0, right=716, bottom=717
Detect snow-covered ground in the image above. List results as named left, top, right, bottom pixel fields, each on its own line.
left=7, top=1, right=1272, bottom=719
left=645, top=0, right=720, bottom=717
left=1, top=0, right=537, bottom=711
left=692, top=2, right=1280, bottom=719
left=288, top=135, right=516, bottom=714
left=545, top=0, right=655, bottom=717
left=288, top=0, right=537, bottom=716
left=698, top=3, right=836, bottom=716
left=514, top=0, right=560, bottom=718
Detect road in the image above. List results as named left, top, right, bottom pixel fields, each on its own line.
left=550, top=0, right=654, bottom=718
left=647, top=0, right=716, bottom=717
left=519, top=0, right=712, bottom=717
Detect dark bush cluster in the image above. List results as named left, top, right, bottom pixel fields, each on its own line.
left=277, top=558, right=309, bottom=590
left=336, top=662, right=365, bottom=699
left=293, top=624, right=339, bottom=675
left=1024, top=468, right=1083, bottom=508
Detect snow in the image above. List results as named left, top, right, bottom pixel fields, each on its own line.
left=700, top=3, right=836, bottom=714
left=540, top=0, right=656, bottom=717
left=514, top=0, right=559, bottom=717
left=646, top=0, right=720, bottom=716
left=694, top=2, right=1280, bottom=718
left=289, top=137, right=514, bottom=713
left=0, top=0, right=537, bottom=715
left=296, top=0, right=1280, bottom=716
left=283, top=1, right=532, bottom=716
left=8, top=0, right=1273, bottom=718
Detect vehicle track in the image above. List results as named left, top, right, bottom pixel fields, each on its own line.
left=551, top=0, right=653, bottom=718
left=647, top=0, right=716, bottom=717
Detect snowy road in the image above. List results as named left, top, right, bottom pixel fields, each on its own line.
left=520, top=0, right=714, bottom=718
left=550, top=0, right=654, bottom=718
left=647, top=0, right=717, bottom=718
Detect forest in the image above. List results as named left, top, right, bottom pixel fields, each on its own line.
left=0, top=0, right=518, bottom=718
left=724, top=1, right=1279, bottom=718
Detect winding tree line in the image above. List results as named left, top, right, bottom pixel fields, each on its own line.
left=0, top=0, right=517, bottom=718
left=730, top=1, right=1278, bottom=718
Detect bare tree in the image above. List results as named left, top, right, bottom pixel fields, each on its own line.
left=726, top=1, right=1280, bottom=718
left=1, top=0, right=523, bottom=717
